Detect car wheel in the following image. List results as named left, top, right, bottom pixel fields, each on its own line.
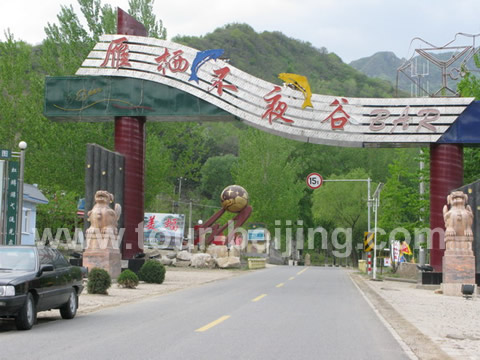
left=15, top=293, right=36, bottom=330
left=60, top=289, right=78, bottom=319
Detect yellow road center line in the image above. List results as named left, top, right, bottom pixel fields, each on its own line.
left=252, top=294, right=267, bottom=302
left=297, top=268, right=308, bottom=275
left=276, top=283, right=285, bottom=288
left=289, top=276, right=295, bottom=280
left=195, top=315, right=231, bottom=332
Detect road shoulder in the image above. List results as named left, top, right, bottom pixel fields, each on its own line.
left=38, top=267, right=246, bottom=317
left=350, top=272, right=452, bottom=360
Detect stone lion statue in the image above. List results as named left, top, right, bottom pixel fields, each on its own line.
left=86, top=190, right=122, bottom=249
left=443, top=190, right=473, bottom=240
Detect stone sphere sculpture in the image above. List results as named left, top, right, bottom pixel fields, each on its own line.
left=220, top=185, right=249, bottom=213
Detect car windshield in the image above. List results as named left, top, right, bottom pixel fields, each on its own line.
left=0, top=247, right=36, bottom=271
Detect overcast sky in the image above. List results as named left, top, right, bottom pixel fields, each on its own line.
left=2, top=0, right=480, bottom=63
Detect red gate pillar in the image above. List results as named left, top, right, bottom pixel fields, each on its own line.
left=115, top=9, right=147, bottom=259
left=429, top=144, right=463, bottom=271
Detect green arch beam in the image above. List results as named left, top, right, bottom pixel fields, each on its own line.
left=45, top=76, right=236, bottom=123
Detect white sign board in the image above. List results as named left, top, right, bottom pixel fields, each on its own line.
left=144, top=213, right=185, bottom=249
left=76, top=35, right=474, bottom=148
left=248, top=229, right=266, bottom=242
left=392, top=241, right=400, bottom=263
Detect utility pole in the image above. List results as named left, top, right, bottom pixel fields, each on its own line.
left=178, top=177, right=183, bottom=202
left=174, top=177, right=184, bottom=213
left=372, top=183, right=384, bottom=280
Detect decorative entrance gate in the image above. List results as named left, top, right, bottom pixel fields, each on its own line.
left=44, top=9, right=480, bottom=268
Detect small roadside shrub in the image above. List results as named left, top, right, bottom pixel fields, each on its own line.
left=138, top=260, right=166, bottom=284
left=117, top=269, right=139, bottom=289
left=87, top=268, right=112, bottom=294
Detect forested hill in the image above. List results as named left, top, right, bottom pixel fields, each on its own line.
left=349, top=50, right=477, bottom=95
left=173, top=23, right=396, bottom=98
left=349, top=51, right=405, bottom=85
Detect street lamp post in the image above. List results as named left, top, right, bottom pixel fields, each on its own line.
left=15, top=141, right=27, bottom=244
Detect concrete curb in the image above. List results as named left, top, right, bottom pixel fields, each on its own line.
left=383, top=277, right=418, bottom=284
left=350, top=273, right=453, bottom=360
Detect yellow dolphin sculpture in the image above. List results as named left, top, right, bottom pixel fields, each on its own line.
left=278, top=73, right=313, bottom=109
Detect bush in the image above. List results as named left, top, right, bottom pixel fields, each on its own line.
left=117, top=269, right=139, bottom=289
left=138, top=260, right=166, bottom=284
left=87, top=268, right=112, bottom=294
left=308, top=252, right=326, bottom=266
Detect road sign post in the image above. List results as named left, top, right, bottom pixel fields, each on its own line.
left=364, top=232, right=374, bottom=275
left=364, top=232, right=374, bottom=252
left=306, top=173, right=323, bottom=190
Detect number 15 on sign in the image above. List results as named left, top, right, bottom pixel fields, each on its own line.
left=306, top=173, right=323, bottom=189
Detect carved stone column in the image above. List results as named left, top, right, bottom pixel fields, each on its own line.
left=83, top=190, right=122, bottom=279
left=441, top=191, right=476, bottom=296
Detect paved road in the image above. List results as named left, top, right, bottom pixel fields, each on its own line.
left=0, top=267, right=411, bottom=360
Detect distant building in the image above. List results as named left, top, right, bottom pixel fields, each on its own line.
left=20, top=184, right=48, bottom=245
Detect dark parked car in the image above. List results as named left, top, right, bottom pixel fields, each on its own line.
left=0, top=246, right=84, bottom=330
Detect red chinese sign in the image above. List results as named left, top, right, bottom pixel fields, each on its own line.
left=100, top=37, right=131, bottom=70
left=98, top=38, right=445, bottom=135
left=262, top=86, right=294, bottom=125
left=322, top=98, right=351, bottom=130
left=210, top=67, right=238, bottom=96
left=146, top=215, right=157, bottom=230
left=155, top=48, right=189, bottom=74
left=164, top=218, right=179, bottom=231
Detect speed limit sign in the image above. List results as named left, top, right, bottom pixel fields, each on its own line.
left=306, top=173, right=323, bottom=189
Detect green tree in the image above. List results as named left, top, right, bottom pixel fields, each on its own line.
left=144, top=132, right=174, bottom=211
left=457, top=55, right=480, bottom=99
left=128, top=0, right=166, bottom=39
left=35, top=187, right=80, bottom=238
left=464, top=148, right=480, bottom=184
left=233, top=128, right=304, bottom=249
left=0, top=33, right=36, bottom=149
left=312, top=168, right=371, bottom=266
left=78, top=0, right=116, bottom=41
left=147, top=122, right=210, bottom=182
left=379, top=149, right=429, bottom=251
left=0, top=1, right=171, bottom=237
left=174, top=23, right=396, bottom=99
left=458, top=55, right=480, bottom=184
left=199, top=154, right=238, bottom=200
left=41, top=0, right=165, bottom=76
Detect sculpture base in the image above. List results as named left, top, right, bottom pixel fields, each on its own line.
left=441, top=283, right=476, bottom=297
left=442, top=253, right=476, bottom=296
left=83, top=248, right=122, bottom=279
